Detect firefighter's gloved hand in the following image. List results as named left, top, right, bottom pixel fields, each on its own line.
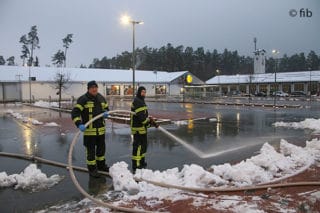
left=78, top=124, right=86, bottom=132
left=149, top=117, right=159, bottom=128
left=103, top=111, right=109, bottom=118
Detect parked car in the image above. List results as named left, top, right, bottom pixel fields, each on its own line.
left=255, top=91, right=267, bottom=97
left=272, top=91, right=289, bottom=97
left=290, top=91, right=306, bottom=97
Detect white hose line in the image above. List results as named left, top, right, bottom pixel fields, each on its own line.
left=0, top=151, right=109, bottom=176
left=135, top=177, right=320, bottom=193
left=68, top=110, right=157, bottom=213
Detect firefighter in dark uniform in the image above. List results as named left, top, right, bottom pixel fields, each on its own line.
left=130, top=86, right=158, bottom=173
left=71, top=80, right=109, bottom=177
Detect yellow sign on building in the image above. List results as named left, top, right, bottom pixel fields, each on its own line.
left=186, top=74, right=193, bottom=84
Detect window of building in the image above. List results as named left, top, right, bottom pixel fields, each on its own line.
left=124, top=85, right=133, bottom=96
left=155, top=85, right=166, bottom=94
left=106, top=85, right=120, bottom=95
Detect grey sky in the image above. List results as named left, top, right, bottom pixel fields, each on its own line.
left=0, top=0, right=319, bottom=67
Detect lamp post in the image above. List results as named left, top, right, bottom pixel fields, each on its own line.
left=121, top=15, right=144, bottom=98
left=236, top=74, right=240, bottom=94
left=216, top=69, right=220, bottom=96
left=272, top=49, right=280, bottom=108
left=309, top=67, right=312, bottom=105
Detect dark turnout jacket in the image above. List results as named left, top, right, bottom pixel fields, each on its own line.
left=71, top=92, right=109, bottom=136
left=130, top=96, right=150, bottom=135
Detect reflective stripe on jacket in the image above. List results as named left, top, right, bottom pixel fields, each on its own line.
left=71, top=92, right=109, bottom=136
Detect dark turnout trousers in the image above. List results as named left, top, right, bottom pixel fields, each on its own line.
left=132, top=133, right=148, bottom=172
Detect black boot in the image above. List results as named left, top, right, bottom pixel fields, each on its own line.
left=87, top=165, right=101, bottom=178
left=132, top=160, right=137, bottom=174
left=141, top=158, right=147, bottom=169
left=97, top=160, right=109, bottom=172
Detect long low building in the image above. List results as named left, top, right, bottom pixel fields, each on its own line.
left=0, top=65, right=203, bottom=102
left=204, top=71, right=320, bottom=96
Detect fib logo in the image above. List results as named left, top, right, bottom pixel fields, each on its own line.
left=289, top=8, right=313, bottom=18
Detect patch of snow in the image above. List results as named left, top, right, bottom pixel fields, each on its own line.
left=0, top=164, right=63, bottom=192
left=109, top=162, right=139, bottom=195
left=44, top=122, right=59, bottom=127
left=0, top=171, right=17, bottom=187
left=308, top=191, right=320, bottom=204
left=274, top=118, right=320, bottom=131
left=34, top=100, right=59, bottom=108
left=31, top=119, right=43, bottom=125
left=209, top=118, right=217, bottom=122
left=173, top=120, right=188, bottom=125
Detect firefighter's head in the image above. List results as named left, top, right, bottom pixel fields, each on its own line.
left=137, top=86, right=146, bottom=99
left=87, top=80, right=98, bottom=96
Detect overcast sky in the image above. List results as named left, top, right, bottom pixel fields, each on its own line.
left=0, top=0, right=319, bottom=67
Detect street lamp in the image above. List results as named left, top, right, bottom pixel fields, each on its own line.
left=121, top=15, right=144, bottom=98
left=272, top=49, right=280, bottom=108
left=236, top=74, right=240, bottom=93
left=216, top=69, right=221, bottom=96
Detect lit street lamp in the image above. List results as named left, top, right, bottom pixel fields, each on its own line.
left=121, top=15, right=144, bottom=98
left=272, top=49, right=280, bottom=108
left=216, top=69, right=221, bottom=96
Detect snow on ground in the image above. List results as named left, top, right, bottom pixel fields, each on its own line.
left=173, top=120, right=188, bottom=125
left=274, top=118, right=320, bottom=131
left=6, top=109, right=59, bottom=127
left=34, top=100, right=59, bottom=108
left=0, top=164, right=63, bottom=192
left=6, top=117, right=320, bottom=212
left=33, top=138, right=320, bottom=212
left=43, top=122, right=59, bottom=127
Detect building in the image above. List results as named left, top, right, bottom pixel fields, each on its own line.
left=0, top=66, right=203, bottom=102
left=205, top=71, right=320, bottom=96
left=253, top=49, right=266, bottom=74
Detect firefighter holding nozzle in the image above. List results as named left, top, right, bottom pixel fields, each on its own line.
left=71, top=80, right=109, bottom=178
left=130, top=86, right=159, bottom=173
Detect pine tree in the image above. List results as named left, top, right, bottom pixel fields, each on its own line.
left=52, top=50, right=65, bottom=67
left=6, top=56, right=15, bottom=66
left=62, top=34, right=73, bottom=67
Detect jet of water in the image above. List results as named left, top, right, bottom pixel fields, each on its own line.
left=158, top=126, right=270, bottom=159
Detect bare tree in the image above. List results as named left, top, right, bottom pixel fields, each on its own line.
left=54, top=72, right=70, bottom=108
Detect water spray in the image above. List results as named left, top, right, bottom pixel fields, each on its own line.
left=158, top=126, right=257, bottom=158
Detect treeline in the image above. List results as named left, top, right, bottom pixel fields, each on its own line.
left=89, top=43, right=320, bottom=81
left=0, top=25, right=73, bottom=68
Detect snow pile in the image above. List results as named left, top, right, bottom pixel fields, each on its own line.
left=34, top=139, right=320, bottom=212
left=127, top=139, right=320, bottom=190
left=44, top=122, right=59, bottom=127
left=274, top=118, right=320, bottom=131
left=31, top=119, right=43, bottom=125
left=0, top=164, right=63, bottom=192
left=34, top=100, right=59, bottom=108
left=109, top=162, right=139, bottom=195
left=211, top=140, right=316, bottom=186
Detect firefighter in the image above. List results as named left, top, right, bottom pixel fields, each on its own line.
left=130, top=86, right=159, bottom=173
left=71, top=80, right=109, bottom=178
